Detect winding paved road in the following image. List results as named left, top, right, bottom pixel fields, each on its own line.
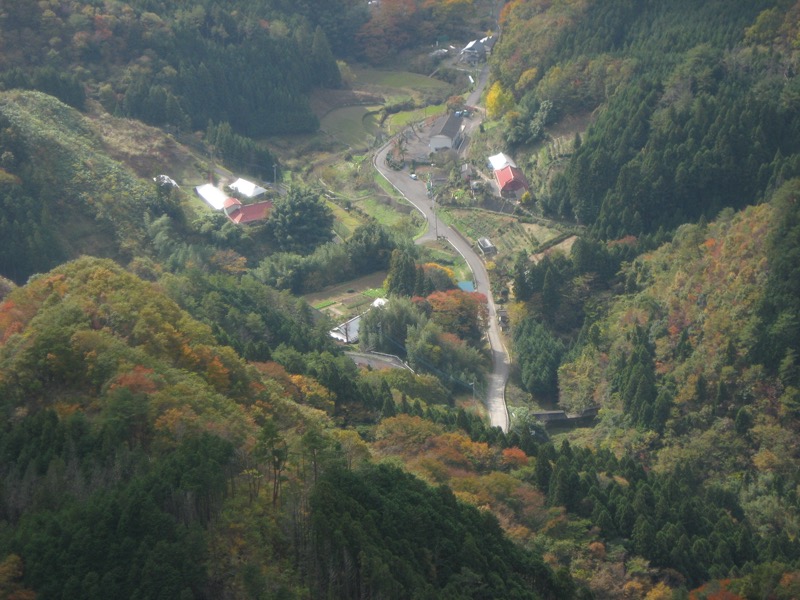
left=372, top=64, right=510, bottom=432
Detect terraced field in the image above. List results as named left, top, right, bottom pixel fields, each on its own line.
left=438, top=208, right=565, bottom=257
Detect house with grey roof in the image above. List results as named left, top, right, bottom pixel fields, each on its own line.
left=429, top=113, right=464, bottom=152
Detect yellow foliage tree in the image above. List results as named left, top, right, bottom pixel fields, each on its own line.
left=486, top=81, right=514, bottom=120
left=515, top=67, right=539, bottom=93
left=644, top=581, right=674, bottom=600
left=332, top=429, right=371, bottom=469
left=290, top=374, right=335, bottom=415
left=0, top=554, right=36, bottom=600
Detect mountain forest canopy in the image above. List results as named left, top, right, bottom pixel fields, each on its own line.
left=0, top=0, right=352, bottom=135
left=490, top=0, right=800, bottom=238
left=0, top=0, right=799, bottom=598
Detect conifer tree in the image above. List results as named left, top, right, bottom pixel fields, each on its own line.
left=385, top=250, right=417, bottom=297
left=311, top=26, right=341, bottom=88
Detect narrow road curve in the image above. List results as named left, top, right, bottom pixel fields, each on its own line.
left=372, top=66, right=510, bottom=432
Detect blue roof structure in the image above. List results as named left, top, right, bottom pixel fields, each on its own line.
left=458, top=281, right=475, bottom=292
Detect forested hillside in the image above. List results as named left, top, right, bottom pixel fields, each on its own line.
left=490, top=0, right=800, bottom=237
left=0, top=0, right=349, bottom=135
left=489, top=2, right=800, bottom=595
left=0, top=0, right=498, bottom=133
left=1, top=0, right=800, bottom=598
left=0, top=258, right=575, bottom=599
left=0, top=91, right=170, bottom=283
left=555, top=182, right=800, bottom=591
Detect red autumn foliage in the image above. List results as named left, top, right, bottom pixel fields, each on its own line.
left=110, top=365, right=158, bottom=394
left=501, top=447, right=529, bottom=469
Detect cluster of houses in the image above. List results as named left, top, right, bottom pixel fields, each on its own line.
left=426, top=117, right=529, bottom=201
left=460, top=35, right=496, bottom=64
left=194, top=178, right=273, bottom=225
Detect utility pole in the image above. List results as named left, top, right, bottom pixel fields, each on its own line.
left=273, top=163, right=278, bottom=183
left=209, top=144, right=216, bottom=183
left=433, top=193, right=438, bottom=239
left=428, top=172, right=438, bottom=239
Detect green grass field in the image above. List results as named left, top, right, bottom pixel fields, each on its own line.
left=386, top=105, right=446, bottom=131
left=362, top=287, right=386, bottom=298
left=320, top=106, right=382, bottom=148
left=358, top=197, right=408, bottom=227
left=326, top=199, right=364, bottom=239
left=353, top=69, right=452, bottom=92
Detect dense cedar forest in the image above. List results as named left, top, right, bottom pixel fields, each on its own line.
left=1, top=0, right=800, bottom=598
left=491, top=0, right=800, bottom=238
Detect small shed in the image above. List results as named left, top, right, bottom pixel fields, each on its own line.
left=477, top=237, right=497, bottom=256
left=154, top=174, right=179, bottom=188
left=496, top=308, right=509, bottom=330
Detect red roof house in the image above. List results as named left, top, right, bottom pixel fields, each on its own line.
left=223, top=197, right=273, bottom=224
left=494, top=165, right=529, bottom=197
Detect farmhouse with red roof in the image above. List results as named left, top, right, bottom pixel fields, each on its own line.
left=494, top=164, right=529, bottom=198
left=223, top=197, right=273, bottom=225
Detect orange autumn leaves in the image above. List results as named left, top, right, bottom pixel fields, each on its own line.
left=373, top=415, right=550, bottom=541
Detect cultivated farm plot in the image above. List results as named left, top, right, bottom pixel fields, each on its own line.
left=325, top=199, right=365, bottom=239
left=318, top=68, right=452, bottom=151
left=520, top=222, right=562, bottom=247
left=440, top=208, right=565, bottom=256
left=303, top=271, right=388, bottom=321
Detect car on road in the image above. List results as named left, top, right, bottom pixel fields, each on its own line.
left=410, top=173, right=418, bottom=180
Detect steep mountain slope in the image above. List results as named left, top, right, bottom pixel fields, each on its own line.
left=0, top=91, right=176, bottom=282
left=557, top=180, right=800, bottom=563
left=490, top=0, right=800, bottom=237
left=0, top=0, right=347, bottom=135
left=0, top=257, right=570, bottom=599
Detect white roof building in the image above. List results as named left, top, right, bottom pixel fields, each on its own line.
left=195, top=183, right=229, bottom=210
left=229, top=178, right=267, bottom=199
left=488, top=152, right=517, bottom=171
left=330, top=314, right=362, bottom=344
left=328, top=298, right=388, bottom=344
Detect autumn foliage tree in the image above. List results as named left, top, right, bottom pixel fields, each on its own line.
left=427, top=289, right=488, bottom=347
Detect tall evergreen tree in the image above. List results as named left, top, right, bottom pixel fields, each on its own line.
left=311, top=26, right=341, bottom=88
left=267, top=186, right=334, bottom=255
left=385, top=249, right=417, bottom=297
